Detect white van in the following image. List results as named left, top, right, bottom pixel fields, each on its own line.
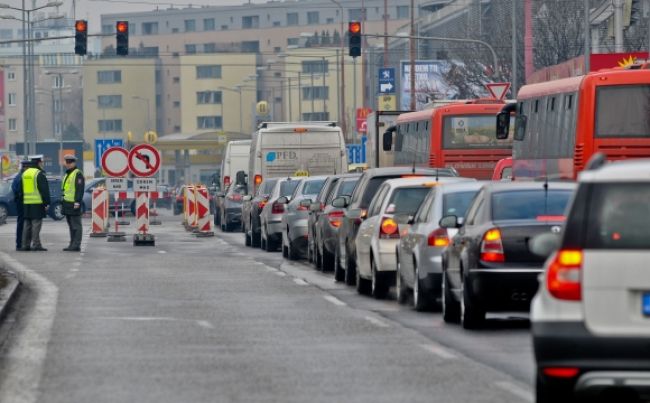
left=221, top=140, right=251, bottom=189
left=248, top=122, right=347, bottom=194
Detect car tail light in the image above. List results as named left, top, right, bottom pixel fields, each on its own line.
left=379, top=217, right=399, bottom=239
left=480, top=228, right=505, bottom=263
left=254, top=175, right=263, bottom=186
left=228, top=194, right=242, bottom=202
left=354, top=209, right=368, bottom=225
left=223, top=176, right=231, bottom=186
left=536, top=215, right=565, bottom=222
left=328, top=210, right=344, bottom=227
left=428, top=228, right=449, bottom=247
left=542, top=367, right=579, bottom=378
left=257, top=200, right=267, bottom=209
left=547, top=249, right=582, bottom=301
left=271, top=202, right=284, bottom=214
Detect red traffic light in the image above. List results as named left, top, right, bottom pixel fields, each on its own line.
left=349, top=21, right=361, bottom=34
left=75, top=20, right=87, bottom=32
left=116, top=21, right=128, bottom=33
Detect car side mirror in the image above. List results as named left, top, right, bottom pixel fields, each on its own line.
left=385, top=203, right=396, bottom=214
left=496, top=112, right=510, bottom=140
left=299, top=199, right=312, bottom=208
left=439, top=215, right=460, bottom=229
left=332, top=196, right=349, bottom=208
left=243, top=195, right=252, bottom=202
left=277, top=196, right=290, bottom=204
left=514, top=115, right=527, bottom=141
left=529, top=232, right=561, bottom=258
left=310, top=202, right=321, bottom=212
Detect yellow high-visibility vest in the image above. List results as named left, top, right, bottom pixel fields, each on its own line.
left=22, top=168, right=43, bottom=205
left=62, top=169, right=81, bottom=202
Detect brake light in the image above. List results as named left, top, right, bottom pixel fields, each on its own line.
left=354, top=209, right=368, bottom=225
left=480, top=228, right=505, bottom=263
left=547, top=249, right=582, bottom=301
left=380, top=217, right=399, bottom=239
left=328, top=210, right=344, bottom=227
left=224, top=176, right=231, bottom=186
left=271, top=202, right=285, bottom=214
left=427, top=228, right=449, bottom=247
left=228, top=194, right=242, bottom=202
left=536, top=215, right=565, bottom=222
left=254, top=175, right=262, bottom=186
left=542, top=367, right=579, bottom=378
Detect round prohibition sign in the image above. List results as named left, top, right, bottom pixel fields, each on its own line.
left=128, top=144, right=161, bottom=177
left=101, top=146, right=130, bottom=177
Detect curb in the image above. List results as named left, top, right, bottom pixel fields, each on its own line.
left=0, top=270, right=21, bottom=325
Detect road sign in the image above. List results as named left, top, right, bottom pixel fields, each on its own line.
left=377, top=95, right=397, bottom=111
left=128, top=144, right=161, bottom=177
left=133, top=177, right=157, bottom=192
left=486, top=82, right=511, bottom=101
left=95, top=139, right=124, bottom=169
left=378, top=68, right=395, bottom=94
left=356, top=107, right=372, bottom=133
left=106, top=177, right=128, bottom=191
left=101, top=146, right=129, bottom=177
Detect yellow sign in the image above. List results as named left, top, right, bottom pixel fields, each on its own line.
left=144, top=131, right=158, bottom=144
left=1, top=155, right=10, bottom=171
left=256, top=101, right=269, bottom=115
left=377, top=95, right=397, bottom=111
left=293, top=170, right=309, bottom=177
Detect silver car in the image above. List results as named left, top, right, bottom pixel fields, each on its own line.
left=259, top=177, right=301, bottom=252
left=281, top=176, right=327, bottom=260
left=396, top=181, right=484, bottom=311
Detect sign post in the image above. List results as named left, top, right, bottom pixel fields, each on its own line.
left=101, top=147, right=130, bottom=241
left=128, top=144, right=161, bottom=245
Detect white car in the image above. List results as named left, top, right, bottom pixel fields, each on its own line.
left=354, top=177, right=469, bottom=298
left=530, top=155, right=650, bottom=402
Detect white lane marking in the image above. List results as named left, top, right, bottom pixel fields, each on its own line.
left=420, top=343, right=457, bottom=360
left=364, top=315, right=390, bottom=328
left=103, top=316, right=176, bottom=322
left=274, top=271, right=287, bottom=277
left=494, top=381, right=534, bottom=402
left=293, top=278, right=308, bottom=286
left=265, top=267, right=279, bottom=273
left=70, top=268, right=80, bottom=273
left=157, top=250, right=167, bottom=254
left=0, top=252, right=59, bottom=403
left=196, top=320, right=215, bottom=329
left=323, top=295, right=347, bottom=307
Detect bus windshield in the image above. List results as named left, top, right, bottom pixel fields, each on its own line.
left=442, top=115, right=512, bottom=149
left=596, top=85, right=650, bottom=137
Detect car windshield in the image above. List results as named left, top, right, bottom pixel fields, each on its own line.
left=442, top=190, right=479, bottom=217
left=491, top=189, right=572, bottom=220
left=361, top=176, right=397, bottom=208
left=301, top=179, right=325, bottom=195
left=260, top=179, right=278, bottom=195
left=338, top=179, right=358, bottom=196
left=280, top=180, right=300, bottom=197
left=387, top=187, right=431, bottom=215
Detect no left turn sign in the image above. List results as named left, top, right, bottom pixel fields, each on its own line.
left=128, top=144, right=161, bottom=177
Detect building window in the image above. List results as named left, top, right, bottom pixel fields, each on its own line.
left=156, top=94, right=161, bottom=107
left=326, top=18, right=334, bottom=24
left=8, top=119, right=16, bottom=131
left=8, top=93, right=16, bottom=106
left=173, top=77, right=180, bottom=83
left=307, top=11, right=319, bottom=24
left=302, top=60, right=328, bottom=74
left=196, top=91, right=222, bottom=104
left=287, top=37, right=299, bottom=46
left=98, top=119, right=123, bottom=132
left=273, top=21, right=281, bottom=27
left=184, top=19, right=196, bottom=32
left=397, top=6, right=409, bottom=19
left=54, top=122, right=62, bottom=136
left=302, top=112, right=329, bottom=121
left=52, top=75, right=64, bottom=88
left=241, top=41, right=259, bottom=53
left=97, top=95, right=122, bottom=108
left=172, top=52, right=179, bottom=58
left=97, top=70, right=122, bottom=84
left=142, top=22, right=158, bottom=35
left=172, top=28, right=179, bottom=33
left=302, top=86, right=329, bottom=100
left=141, top=46, right=159, bottom=56
left=155, top=70, right=162, bottom=83
left=242, top=15, right=259, bottom=29
left=101, top=24, right=113, bottom=34
left=7, top=71, right=15, bottom=80
left=197, top=116, right=222, bottom=129
left=43, top=54, right=57, bottom=66
left=196, top=65, right=221, bottom=79
left=349, top=9, right=362, bottom=21
left=185, top=44, right=197, bottom=54
left=203, top=43, right=216, bottom=53
left=54, top=99, right=63, bottom=112
left=204, top=18, right=215, bottom=31
left=274, top=46, right=281, bottom=53
left=287, top=12, right=299, bottom=26
left=221, top=25, right=229, bottom=30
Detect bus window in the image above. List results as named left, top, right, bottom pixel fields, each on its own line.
left=442, top=115, right=513, bottom=149
left=596, top=85, right=650, bottom=137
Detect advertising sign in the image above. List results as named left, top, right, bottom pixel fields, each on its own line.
left=356, top=107, right=372, bottom=133
left=399, top=60, right=452, bottom=111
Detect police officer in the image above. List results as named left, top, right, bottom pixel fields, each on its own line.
left=11, top=160, right=32, bottom=251
left=61, top=154, right=84, bottom=252
left=21, top=155, right=50, bottom=251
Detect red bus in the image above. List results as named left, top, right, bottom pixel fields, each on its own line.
left=497, top=65, right=650, bottom=179
left=383, top=100, right=513, bottom=179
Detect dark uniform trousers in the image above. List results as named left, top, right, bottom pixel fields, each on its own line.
left=66, top=214, right=83, bottom=249
left=22, top=218, right=43, bottom=249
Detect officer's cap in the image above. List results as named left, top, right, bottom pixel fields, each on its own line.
left=63, top=154, right=77, bottom=162
left=29, top=154, right=44, bottom=162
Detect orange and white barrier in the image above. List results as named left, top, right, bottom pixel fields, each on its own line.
left=183, top=185, right=197, bottom=229
left=90, top=188, right=109, bottom=237
left=135, top=191, right=150, bottom=234
left=195, top=186, right=213, bottom=236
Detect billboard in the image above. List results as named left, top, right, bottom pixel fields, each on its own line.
left=400, top=60, right=453, bottom=111
left=14, top=141, right=84, bottom=176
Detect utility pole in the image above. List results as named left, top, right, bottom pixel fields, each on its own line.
left=330, top=0, right=346, bottom=135
left=383, top=0, right=388, bottom=67
left=584, top=0, right=591, bottom=72
left=409, top=0, right=416, bottom=111
left=613, top=0, right=624, bottom=53
left=512, top=0, right=518, bottom=96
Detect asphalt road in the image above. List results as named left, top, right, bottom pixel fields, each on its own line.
left=0, top=210, right=533, bottom=403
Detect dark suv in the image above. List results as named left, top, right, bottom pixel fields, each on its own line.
left=333, top=167, right=458, bottom=285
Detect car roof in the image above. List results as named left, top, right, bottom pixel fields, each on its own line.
left=382, top=177, right=472, bottom=189
left=579, top=159, right=650, bottom=182
left=481, top=181, right=577, bottom=192
left=437, top=180, right=488, bottom=193
left=361, top=167, right=458, bottom=178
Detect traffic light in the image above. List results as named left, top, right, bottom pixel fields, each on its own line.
left=116, top=21, right=129, bottom=56
left=74, top=20, right=87, bottom=56
left=348, top=21, right=361, bottom=58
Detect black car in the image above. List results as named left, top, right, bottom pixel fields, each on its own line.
left=440, top=181, right=576, bottom=329
left=242, top=178, right=278, bottom=247
left=333, top=167, right=459, bottom=285
left=0, top=177, right=64, bottom=222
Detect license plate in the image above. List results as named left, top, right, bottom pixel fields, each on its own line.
left=643, top=293, right=650, bottom=317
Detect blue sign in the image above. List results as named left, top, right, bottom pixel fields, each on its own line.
left=378, top=68, right=396, bottom=94
left=95, top=138, right=124, bottom=169
left=346, top=136, right=367, bottom=164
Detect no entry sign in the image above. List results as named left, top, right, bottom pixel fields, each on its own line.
left=101, top=147, right=130, bottom=177
left=128, top=144, right=161, bottom=177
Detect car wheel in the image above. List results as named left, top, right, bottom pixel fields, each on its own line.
left=355, top=254, right=371, bottom=295
left=371, top=256, right=389, bottom=299
left=245, top=230, right=252, bottom=246
left=0, top=204, right=7, bottom=224
left=282, top=230, right=289, bottom=257
left=344, top=245, right=356, bottom=286
left=442, top=270, right=460, bottom=324
left=396, top=257, right=408, bottom=305
left=460, top=274, right=485, bottom=330
left=333, top=246, right=345, bottom=282
left=252, top=225, right=261, bottom=248
left=535, top=372, right=578, bottom=403
left=288, top=238, right=299, bottom=261
left=215, top=209, right=221, bottom=226
left=321, top=246, right=334, bottom=272
left=413, top=261, right=431, bottom=312
left=265, top=226, right=277, bottom=252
